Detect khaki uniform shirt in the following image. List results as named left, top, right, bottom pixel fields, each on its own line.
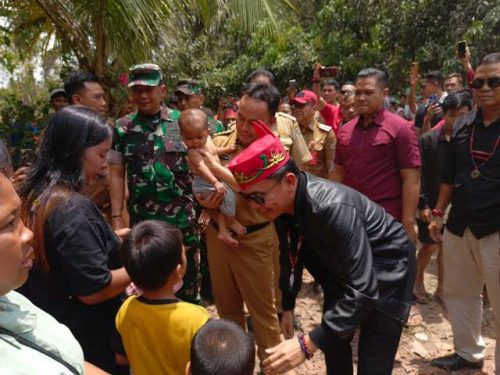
left=272, top=112, right=312, bottom=165
left=216, top=113, right=312, bottom=166
left=212, top=132, right=269, bottom=226
left=300, top=119, right=336, bottom=178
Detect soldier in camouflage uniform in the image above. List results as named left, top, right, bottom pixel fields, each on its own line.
left=108, top=64, right=200, bottom=303
left=175, top=79, right=225, bottom=303
left=175, top=79, right=225, bottom=134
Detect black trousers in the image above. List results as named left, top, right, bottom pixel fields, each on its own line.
left=324, top=309, right=403, bottom=375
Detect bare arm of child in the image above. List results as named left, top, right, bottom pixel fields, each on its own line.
left=217, top=143, right=238, bottom=156
left=203, top=138, right=240, bottom=192
left=188, top=148, right=227, bottom=194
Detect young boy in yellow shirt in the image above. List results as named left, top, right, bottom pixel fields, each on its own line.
left=116, top=220, right=210, bottom=375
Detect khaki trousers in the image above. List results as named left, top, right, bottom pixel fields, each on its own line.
left=442, top=228, right=500, bottom=370
left=207, top=224, right=281, bottom=360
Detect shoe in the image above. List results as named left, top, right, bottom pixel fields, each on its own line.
left=431, top=353, right=483, bottom=371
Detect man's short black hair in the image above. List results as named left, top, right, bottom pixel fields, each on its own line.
left=190, top=319, right=255, bottom=375
left=481, top=52, right=500, bottom=66
left=445, top=73, right=463, bottom=85
left=246, top=69, right=275, bottom=84
left=64, top=71, right=101, bottom=104
left=424, top=71, right=444, bottom=89
left=322, top=79, right=340, bottom=91
left=268, top=158, right=300, bottom=182
left=442, top=89, right=473, bottom=113
left=356, top=68, right=388, bottom=89
left=120, top=220, right=183, bottom=291
left=241, top=82, right=280, bottom=116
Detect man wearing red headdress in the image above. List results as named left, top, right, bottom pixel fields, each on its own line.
left=227, top=122, right=416, bottom=375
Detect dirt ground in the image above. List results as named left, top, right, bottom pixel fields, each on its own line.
left=207, top=253, right=496, bottom=374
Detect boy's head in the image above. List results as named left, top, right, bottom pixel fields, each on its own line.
left=442, top=89, right=473, bottom=127
left=179, top=108, right=210, bottom=149
left=187, top=319, right=255, bottom=375
left=120, top=220, right=185, bottom=291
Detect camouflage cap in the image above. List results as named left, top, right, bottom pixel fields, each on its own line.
left=175, top=79, right=203, bottom=96
left=128, top=64, right=163, bottom=87
left=49, top=88, right=66, bottom=100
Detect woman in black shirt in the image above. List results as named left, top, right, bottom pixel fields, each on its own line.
left=18, top=106, right=130, bottom=372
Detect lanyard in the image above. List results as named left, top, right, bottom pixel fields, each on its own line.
left=469, top=124, right=500, bottom=179
left=288, top=236, right=302, bottom=288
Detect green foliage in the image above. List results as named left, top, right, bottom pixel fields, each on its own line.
left=158, top=0, right=500, bottom=105
left=1, top=0, right=499, bottom=114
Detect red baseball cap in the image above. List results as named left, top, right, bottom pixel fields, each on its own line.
left=289, top=90, right=317, bottom=106
left=223, top=109, right=237, bottom=120
left=228, top=121, right=289, bottom=190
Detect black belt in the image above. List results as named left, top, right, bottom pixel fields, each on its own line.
left=211, top=221, right=270, bottom=235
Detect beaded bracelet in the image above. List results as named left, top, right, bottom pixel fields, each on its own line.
left=297, top=334, right=313, bottom=360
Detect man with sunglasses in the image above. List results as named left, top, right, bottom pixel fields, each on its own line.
left=429, top=52, right=500, bottom=372
left=227, top=124, right=416, bottom=375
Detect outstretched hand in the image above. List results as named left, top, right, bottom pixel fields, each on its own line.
left=262, top=338, right=307, bottom=375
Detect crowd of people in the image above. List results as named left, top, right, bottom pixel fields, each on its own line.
left=0, top=45, right=499, bottom=375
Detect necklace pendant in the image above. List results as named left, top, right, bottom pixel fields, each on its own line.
left=470, top=168, right=481, bottom=179
left=289, top=272, right=295, bottom=288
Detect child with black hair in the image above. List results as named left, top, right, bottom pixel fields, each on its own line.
left=116, top=220, right=210, bottom=375
left=186, top=319, right=255, bottom=375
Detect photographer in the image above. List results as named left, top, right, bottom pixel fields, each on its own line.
left=415, top=71, right=447, bottom=135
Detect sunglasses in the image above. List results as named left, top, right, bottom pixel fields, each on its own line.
left=239, top=181, right=280, bottom=205
left=470, top=77, right=500, bottom=89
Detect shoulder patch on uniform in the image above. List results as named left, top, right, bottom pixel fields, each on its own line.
left=212, top=129, right=234, bottom=137
left=318, top=123, right=332, bottom=132
left=276, top=112, right=296, bottom=121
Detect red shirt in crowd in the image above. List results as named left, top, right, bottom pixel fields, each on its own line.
left=433, top=119, right=445, bottom=130
left=334, top=108, right=421, bottom=221
left=320, top=103, right=342, bottom=135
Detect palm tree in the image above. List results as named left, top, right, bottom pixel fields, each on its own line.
left=1, top=0, right=296, bottom=87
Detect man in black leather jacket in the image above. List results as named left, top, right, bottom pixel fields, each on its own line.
left=227, top=132, right=416, bottom=375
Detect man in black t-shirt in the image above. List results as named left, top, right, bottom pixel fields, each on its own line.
left=429, top=52, right=500, bottom=373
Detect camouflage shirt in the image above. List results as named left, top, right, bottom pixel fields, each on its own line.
left=208, top=116, right=225, bottom=135
left=111, top=108, right=196, bottom=229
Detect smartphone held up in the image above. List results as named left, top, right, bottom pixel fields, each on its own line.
left=320, top=66, right=340, bottom=78
left=457, top=40, right=467, bottom=58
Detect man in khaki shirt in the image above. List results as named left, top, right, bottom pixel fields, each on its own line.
left=291, top=90, right=336, bottom=179
left=218, top=114, right=311, bottom=164
left=243, top=68, right=312, bottom=165
left=203, top=82, right=299, bottom=361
